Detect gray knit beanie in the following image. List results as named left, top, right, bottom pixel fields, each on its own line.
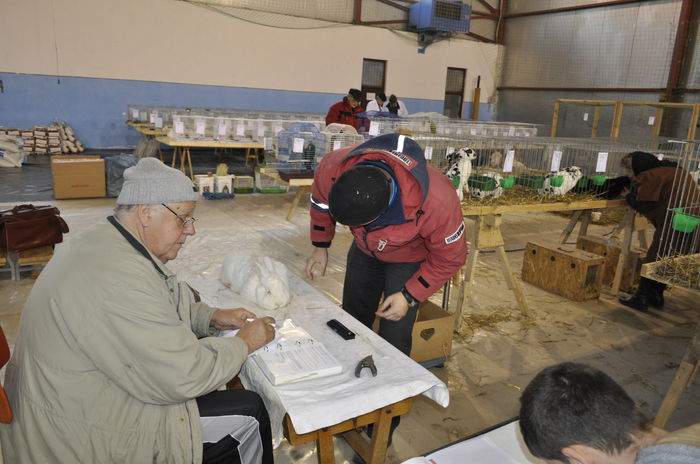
left=117, top=158, right=198, bottom=205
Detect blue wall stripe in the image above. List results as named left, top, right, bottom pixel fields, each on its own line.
left=0, top=73, right=492, bottom=148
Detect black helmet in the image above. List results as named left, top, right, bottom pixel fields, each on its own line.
left=329, top=165, right=392, bottom=226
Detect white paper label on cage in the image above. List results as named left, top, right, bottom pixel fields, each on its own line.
left=446, top=146, right=455, bottom=156
left=332, top=140, right=341, bottom=151
left=596, top=152, right=608, bottom=172
left=551, top=150, right=563, bottom=172
left=648, top=116, right=655, bottom=125
left=257, top=125, right=265, bottom=137
left=174, top=121, right=184, bottom=134
left=508, top=127, right=515, bottom=136
left=456, top=129, right=462, bottom=135
left=583, top=113, right=589, bottom=121
left=657, top=153, right=664, bottom=160
left=369, top=121, right=379, bottom=136
left=131, top=108, right=139, bottom=119
left=236, top=124, right=245, bottom=137
left=503, top=150, right=515, bottom=173
left=424, top=146, right=433, bottom=160
left=366, top=92, right=375, bottom=100
left=274, top=125, right=283, bottom=135
left=263, top=137, right=272, bottom=151
left=293, top=138, right=304, bottom=153
left=470, top=128, right=477, bottom=135
left=217, top=122, right=227, bottom=136
left=149, top=112, right=156, bottom=124
left=155, top=117, right=163, bottom=128
left=195, top=121, right=205, bottom=135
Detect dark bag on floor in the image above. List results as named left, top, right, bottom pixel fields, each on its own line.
left=0, top=204, right=70, bottom=252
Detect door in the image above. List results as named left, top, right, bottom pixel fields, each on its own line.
left=361, top=58, right=387, bottom=108
left=444, top=67, right=466, bottom=119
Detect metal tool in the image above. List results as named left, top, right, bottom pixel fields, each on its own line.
left=354, top=355, right=377, bottom=377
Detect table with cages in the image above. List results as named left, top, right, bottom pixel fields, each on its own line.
left=155, top=136, right=264, bottom=180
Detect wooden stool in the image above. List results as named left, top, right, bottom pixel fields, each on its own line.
left=245, top=148, right=260, bottom=167
left=5, top=246, right=54, bottom=280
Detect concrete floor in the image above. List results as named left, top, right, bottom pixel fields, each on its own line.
left=1, top=169, right=699, bottom=463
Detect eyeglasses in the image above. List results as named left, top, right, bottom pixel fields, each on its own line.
left=161, top=204, right=197, bottom=226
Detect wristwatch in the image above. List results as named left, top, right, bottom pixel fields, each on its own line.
left=400, top=287, right=419, bottom=307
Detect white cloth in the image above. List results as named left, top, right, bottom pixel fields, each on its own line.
left=237, top=276, right=450, bottom=447
left=366, top=100, right=386, bottom=112
left=396, top=99, right=409, bottom=117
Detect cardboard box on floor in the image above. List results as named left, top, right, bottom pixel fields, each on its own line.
left=51, top=155, right=105, bottom=199
left=411, top=301, right=453, bottom=364
left=372, top=300, right=454, bottom=365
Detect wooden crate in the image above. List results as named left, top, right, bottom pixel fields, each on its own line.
left=576, top=235, right=646, bottom=292
left=522, top=241, right=605, bottom=300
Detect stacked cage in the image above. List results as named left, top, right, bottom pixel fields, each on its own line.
left=649, top=142, right=700, bottom=288
left=275, top=122, right=328, bottom=174
left=321, top=124, right=364, bottom=157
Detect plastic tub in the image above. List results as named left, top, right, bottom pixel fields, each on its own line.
left=672, top=208, right=700, bottom=233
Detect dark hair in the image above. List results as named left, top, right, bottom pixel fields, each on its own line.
left=377, top=92, right=387, bottom=102
left=622, top=151, right=677, bottom=176
left=519, top=362, right=650, bottom=461
left=348, top=88, right=362, bottom=101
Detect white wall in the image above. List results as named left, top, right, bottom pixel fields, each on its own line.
left=0, top=0, right=500, bottom=103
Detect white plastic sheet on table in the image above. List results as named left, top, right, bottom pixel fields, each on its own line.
left=194, top=273, right=449, bottom=447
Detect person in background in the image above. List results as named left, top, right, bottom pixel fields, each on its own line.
left=365, top=92, right=387, bottom=113
left=326, top=88, right=365, bottom=130
left=618, top=151, right=700, bottom=312
left=519, top=362, right=700, bottom=464
left=0, top=158, right=276, bottom=464
left=387, top=94, right=409, bottom=117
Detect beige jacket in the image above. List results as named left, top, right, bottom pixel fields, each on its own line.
left=0, top=219, right=249, bottom=463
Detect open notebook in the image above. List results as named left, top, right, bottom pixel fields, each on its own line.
left=224, top=319, right=342, bottom=386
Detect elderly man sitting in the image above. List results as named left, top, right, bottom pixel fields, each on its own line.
left=0, top=158, right=276, bottom=463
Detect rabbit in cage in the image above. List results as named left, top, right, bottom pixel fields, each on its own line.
left=444, top=147, right=477, bottom=201
left=539, top=166, right=583, bottom=195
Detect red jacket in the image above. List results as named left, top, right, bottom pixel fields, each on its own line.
left=325, top=97, right=365, bottom=130
left=310, top=134, right=468, bottom=301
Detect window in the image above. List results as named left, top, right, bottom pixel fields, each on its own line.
left=361, top=59, right=386, bottom=107
left=444, top=67, right=466, bottom=119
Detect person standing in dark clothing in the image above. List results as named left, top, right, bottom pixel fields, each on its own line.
left=325, top=88, right=364, bottom=130
left=619, top=151, right=700, bottom=312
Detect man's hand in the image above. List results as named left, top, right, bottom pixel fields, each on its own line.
left=375, top=291, right=410, bottom=322
left=305, top=247, right=328, bottom=280
left=236, top=316, right=276, bottom=353
left=210, top=308, right=257, bottom=331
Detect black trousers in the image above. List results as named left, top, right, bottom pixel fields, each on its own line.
left=343, top=242, right=422, bottom=356
left=197, top=389, right=274, bottom=464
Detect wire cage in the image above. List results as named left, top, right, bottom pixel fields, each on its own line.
left=321, top=123, right=364, bottom=155
left=647, top=143, right=700, bottom=289
left=275, top=122, right=328, bottom=174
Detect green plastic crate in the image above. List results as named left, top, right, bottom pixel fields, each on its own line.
left=468, top=175, right=497, bottom=192
left=516, top=174, right=545, bottom=189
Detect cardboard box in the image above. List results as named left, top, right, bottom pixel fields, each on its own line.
left=522, top=241, right=605, bottom=300
left=411, top=301, right=454, bottom=364
left=51, top=155, right=105, bottom=199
